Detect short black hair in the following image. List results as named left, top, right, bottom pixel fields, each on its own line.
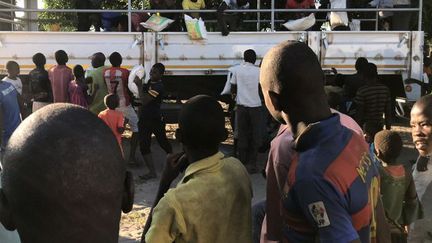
left=92, top=52, right=106, bottom=68
left=355, top=57, right=368, bottom=73
left=326, top=91, right=341, bottom=109
left=2, top=104, right=125, bottom=231
left=244, top=49, right=256, bottom=64
left=109, top=52, right=122, bottom=67
left=153, top=63, right=165, bottom=74
left=363, top=62, right=378, bottom=80
left=32, top=53, right=46, bottom=67
left=55, top=50, right=68, bottom=65
left=374, top=130, right=403, bottom=163
left=104, top=94, right=119, bottom=110
left=363, top=121, right=382, bottom=139
left=6, top=61, right=19, bottom=71
left=178, top=95, right=226, bottom=149
left=73, top=65, right=85, bottom=78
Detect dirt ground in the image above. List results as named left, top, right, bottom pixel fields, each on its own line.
left=118, top=120, right=432, bottom=243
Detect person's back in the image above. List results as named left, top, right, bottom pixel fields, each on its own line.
left=230, top=56, right=261, bottom=108
left=69, top=65, right=89, bottom=108
left=0, top=103, right=133, bottom=243
left=0, top=81, right=21, bottom=148
left=49, top=50, right=73, bottom=103
left=144, top=95, right=252, bottom=243
left=260, top=42, right=383, bottom=242
left=29, top=53, right=53, bottom=112
left=354, top=63, right=391, bottom=129
left=148, top=153, right=252, bottom=242
left=103, top=52, right=131, bottom=108
left=98, top=94, right=125, bottom=150
left=86, top=52, right=108, bottom=114
left=374, top=130, right=422, bottom=241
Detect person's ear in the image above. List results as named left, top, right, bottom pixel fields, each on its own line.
left=0, top=189, right=16, bottom=231
left=121, top=171, right=134, bottom=213
left=268, top=90, right=282, bottom=112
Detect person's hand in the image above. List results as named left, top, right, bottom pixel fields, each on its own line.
left=416, top=156, right=429, bottom=172
left=160, top=152, right=189, bottom=185
left=134, top=76, right=143, bottom=87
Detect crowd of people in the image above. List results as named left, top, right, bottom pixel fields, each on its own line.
left=0, top=41, right=431, bottom=243
left=74, top=0, right=418, bottom=33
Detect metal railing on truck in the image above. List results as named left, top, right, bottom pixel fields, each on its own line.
left=0, top=0, right=424, bottom=32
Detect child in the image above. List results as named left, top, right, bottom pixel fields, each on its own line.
left=374, top=130, right=423, bottom=242
left=48, top=50, right=73, bottom=103
left=98, top=94, right=126, bottom=156
left=2, top=61, right=23, bottom=95
left=29, top=53, right=53, bottom=112
left=133, top=63, right=173, bottom=180
left=69, top=65, right=89, bottom=108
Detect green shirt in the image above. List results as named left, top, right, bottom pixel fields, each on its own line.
left=146, top=152, right=253, bottom=243
left=86, top=66, right=108, bottom=114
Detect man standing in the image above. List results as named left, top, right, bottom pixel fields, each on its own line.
left=104, top=52, right=139, bottom=164
left=354, top=62, right=392, bottom=130
left=229, top=49, right=262, bottom=173
left=260, top=42, right=380, bottom=242
left=86, top=52, right=108, bottom=114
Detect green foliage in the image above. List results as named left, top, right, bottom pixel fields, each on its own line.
left=38, top=0, right=149, bottom=31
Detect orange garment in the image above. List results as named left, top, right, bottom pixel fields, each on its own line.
left=98, top=108, right=125, bottom=155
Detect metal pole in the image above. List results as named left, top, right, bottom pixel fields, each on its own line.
left=128, top=0, right=132, bottom=32
left=257, top=0, right=260, bottom=31
left=375, top=11, right=378, bottom=30
left=271, top=0, right=274, bottom=31
left=418, top=0, right=423, bottom=31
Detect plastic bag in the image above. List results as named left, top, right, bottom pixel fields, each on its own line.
left=184, top=14, right=207, bottom=40
left=141, top=14, right=174, bottom=32
left=283, top=13, right=315, bottom=31
left=128, top=64, right=146, bottom=97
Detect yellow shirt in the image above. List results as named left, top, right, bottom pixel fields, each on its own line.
left=146, top=152, right=253, bottom=243
left=182, top=0, right=205, bottom=18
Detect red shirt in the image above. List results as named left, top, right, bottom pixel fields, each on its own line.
left=48, top=65, right=73, bottom=103
left=98, top=109, right=125, bottom=153
left=286, top=0, right=314, bottom=9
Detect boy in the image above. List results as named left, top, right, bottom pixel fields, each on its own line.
left=98, top=94, right=126, bottom=155
left=134, top=63, right=172, bottom=180
left=86, top=52, right=108, bottom=114
left=2, top=61, right=23, bottom=95
left=48, top=50, right=73, bottom=103
left=103, top=52, right=139, bottom=164
left=374, top=130, right=423, bottom=242
left=143, top=95, right=252, bottom=242
left=0, top=104, right=134, bottom=243
left=29, top=53, right=53, bottom=112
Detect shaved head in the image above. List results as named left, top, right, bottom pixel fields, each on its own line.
left=260, top=41, right=331, bottom=132
left=1, top=104, right=133, bottom=243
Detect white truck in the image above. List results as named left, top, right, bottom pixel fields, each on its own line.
left=0, top=30, right=424, bottom=116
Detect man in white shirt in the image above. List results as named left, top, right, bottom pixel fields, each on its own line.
left=229, top=49, right=262, bottom=173
left=2, top=61, right=23, bottom=95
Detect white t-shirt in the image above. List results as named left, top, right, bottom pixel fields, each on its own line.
left=2, top=77, right=22, bottom=95
left=229, top=62, right=261, bottom=108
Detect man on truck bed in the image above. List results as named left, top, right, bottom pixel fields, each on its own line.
left=48, top=50, right=73, bottom=103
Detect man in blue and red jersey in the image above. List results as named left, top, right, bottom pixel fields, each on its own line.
left=260, top=41, right=388, bottom=242
left=104, top=52, right=140, bottom=164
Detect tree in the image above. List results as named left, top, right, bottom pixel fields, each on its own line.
left=38, top=0, right=146, bottom=31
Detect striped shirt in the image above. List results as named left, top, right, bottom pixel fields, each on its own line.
left=354, top=83, right=391, bottom=125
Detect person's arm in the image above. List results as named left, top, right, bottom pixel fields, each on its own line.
left=294, top=178, right=361, bottom=242
left=384, top=90, right=392, bottom=130
left=141, top=153, right=188, bottom=242
left=87, top=78, right=99, bottom=105
left=265, top=160, right=284, bottom=241
left=217, top=1, right=229, bottom=36
left=117, top=117, right=127, bottom=134
left=133, top=77, right=157, bottom=106
left=17, top=94, right=25, bottom=118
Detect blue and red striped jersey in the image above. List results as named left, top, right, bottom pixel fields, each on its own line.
left=282, top=114, right=379, bottom=243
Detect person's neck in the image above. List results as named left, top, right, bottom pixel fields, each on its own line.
left=289, top=105, right=332, bottom=136
left=186, top=147, right=219, bottom=164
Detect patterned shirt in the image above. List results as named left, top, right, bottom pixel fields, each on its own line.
left=103, top=67, right=131, bottom=107
left=282, top=114, right=379, bottom=242
left=354, top=83, right=391, bottom=126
